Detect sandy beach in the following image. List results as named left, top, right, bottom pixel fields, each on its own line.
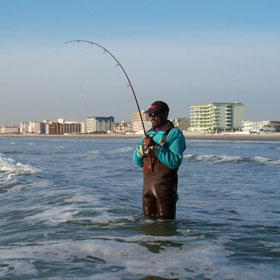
left=1, top=133, right=280, bottom=141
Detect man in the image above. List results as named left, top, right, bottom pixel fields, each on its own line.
left=133, top=101, right=186, bottom=219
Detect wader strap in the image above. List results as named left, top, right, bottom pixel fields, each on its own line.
left=148, top=129, right=171, bottom=172
left=159, top=128, right=172, bottom=147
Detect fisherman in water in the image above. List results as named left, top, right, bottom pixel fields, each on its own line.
left=133, top=101, right=186, bottom=219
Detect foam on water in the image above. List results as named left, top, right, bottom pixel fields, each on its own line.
left=88, top=214, right=137, bottom=225
left=63, top=194, right=99, bottom=203
left=0, top=237, right=278, bottom=280
left=117, top=147, right=133, bottom=153
left=0, top=153, right=42, bottom=181
left=25, top=207, right=136, bottom=226
left=9, top=141, right=34, bottom=146
left=260, top=241, right=280, bottom=252
left=87, top=150, right=102, bottom=155
left=0, top=238, right=230, bottom=279
left=24, top=205, right=80, bottom=225
left=184, top=154, right=280, bottom=166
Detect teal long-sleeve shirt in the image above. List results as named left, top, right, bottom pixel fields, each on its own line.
left=133, top=128, right=186, bottom=170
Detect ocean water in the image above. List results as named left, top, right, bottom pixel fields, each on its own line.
left=0, top=137, right=279, bottom=280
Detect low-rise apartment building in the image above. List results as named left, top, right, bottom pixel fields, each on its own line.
left=0, top=126, right=19, bottom=134
left=114, top=121, right=132, bottom=134
left=242, top=120, right=280, bottom=133
left=19, top=120, right=82, bottom=135
left=242, top=121, right=269, bottom=133
left=45, top=120, right=83, bottom=135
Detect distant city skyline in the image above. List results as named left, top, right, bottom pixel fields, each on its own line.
left=1, top=0, right=280, bottom=125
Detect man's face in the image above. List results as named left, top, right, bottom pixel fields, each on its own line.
left=149, top=111, right=168, bottom=128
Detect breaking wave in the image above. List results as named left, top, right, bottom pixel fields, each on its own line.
left=0, top=153, right=42, bottom=180
left=183, top=154, right=280, bottom=166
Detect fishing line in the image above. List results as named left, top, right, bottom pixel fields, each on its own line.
left=64, top=40, right=147, bottom=135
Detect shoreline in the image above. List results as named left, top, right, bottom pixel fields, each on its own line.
left=1, top=133, right=280, bottom=141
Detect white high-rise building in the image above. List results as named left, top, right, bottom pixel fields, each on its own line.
left=190, top=102, right=245, bottom=133
left=132, top=111, right=150, bottom=134
left=87, top=116, right=114, bottom=133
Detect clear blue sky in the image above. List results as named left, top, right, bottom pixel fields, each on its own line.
left=1, top=0, right=280, bottom=125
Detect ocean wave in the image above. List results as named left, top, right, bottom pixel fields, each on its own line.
left=87, top=150, right=102, bottom=155
left=0, top=239, right=232, bottom=279
left=3, top=237, right=277, bottom=280
left=9, top=141, right=34, bottom=146
left=24, top=206, right=80, bottom=225
left=183, top=154, right=280, bottom=166
left=2, top=151, right=23, bottom=155
left=117, top=147, right=133, bottom=153
left=0, top=153, right=42, bottom=179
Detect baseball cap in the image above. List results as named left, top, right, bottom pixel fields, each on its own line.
left=145, top=101, right=169, bottom=115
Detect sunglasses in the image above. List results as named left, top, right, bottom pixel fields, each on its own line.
left=149, top=112, right=162, bottom=118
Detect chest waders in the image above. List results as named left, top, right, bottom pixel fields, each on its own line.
left=142, top=129, right=178, bottom=219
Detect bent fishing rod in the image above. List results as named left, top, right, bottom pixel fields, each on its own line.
left=64, top=40, right=147, bottom=135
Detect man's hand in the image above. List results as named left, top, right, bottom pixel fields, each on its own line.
left=144, top=135, right=155, bottom=148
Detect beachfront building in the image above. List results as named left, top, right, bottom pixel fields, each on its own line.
left=132, top=111, right=151, bottom=134
left=262, top=121, right=280, bottom=132
left=20, top=122, right=29, bottom=134
left=19, top=121, right=45, bottom=134
left=45, top=119, right=83, bottom=135
left=242, top=120, right=270, bottom=133
left=34, top=122, right=46, bottom=134
left=0, top=126, right=19, bottom=134
left=172, top=118, right=190, bottom=132
left=19, top=120, right=82, bottom=135
left=45, top=122, right=61, bottom=135
left=45, top=122, right=81, bottom=135
left=87, top=116, right=114, bottom=133
left=114, top=121, right=132, bottom=134
left=190, top=102, right=245, bottom=133
left=57, top=119, right=85, bottom=134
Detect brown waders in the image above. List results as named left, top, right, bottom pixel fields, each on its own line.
left=142, top=131, right=178, bottom=219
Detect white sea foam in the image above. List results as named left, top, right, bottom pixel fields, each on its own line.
left=63, top=194, right=99, bottom=203
left=9, top=142, right=33, bottom=146
left=88, top=150, right=102, bottom=154
left=0, top=239, right=231, bottom=279
left=6, top=184, right=27, bottom=193
left=0, top=153, right=42, bottom=180
left=1, top=260, right=37, bottom=276
left=23, top=195, right=120, bottom=225
left=88, top=214, right=136, bottom=225
left=1, top=238, right=276, bottom=279
left=91, top=233, right=192, bottom=243
left=117, top=147, right=133, bottom=153
left=24, top=206, right=80, bottom=225
left=259, top=241, right=280, bottom=252
left=183, top=154, right=280, bottom=166
left=184, top=154, right=241, bottom=163
left=83, top=150, right=102, bottom=160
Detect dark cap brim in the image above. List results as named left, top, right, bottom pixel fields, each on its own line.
left=145, top=108, right=161, bottom=114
